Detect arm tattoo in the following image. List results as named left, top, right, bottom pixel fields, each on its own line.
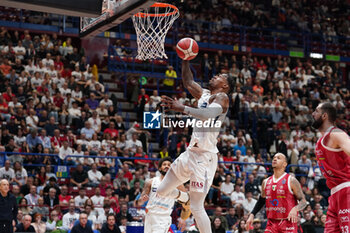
left=292, top=178, right=307, bottom=211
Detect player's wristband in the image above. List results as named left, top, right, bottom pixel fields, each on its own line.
left=251, top=195, right=266, bottom=216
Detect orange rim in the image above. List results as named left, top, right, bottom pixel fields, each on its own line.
left=134, top=2, right=179, bottom=18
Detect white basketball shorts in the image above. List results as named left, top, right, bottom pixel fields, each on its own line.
left=171, top=147, right=218, bottom=193
left=144, top=213, right=171, bottom=233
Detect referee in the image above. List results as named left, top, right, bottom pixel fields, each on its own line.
left=0, top=179, right=18, bottom=233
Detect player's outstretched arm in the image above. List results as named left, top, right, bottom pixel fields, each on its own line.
left=246, top=179, right=267, bottom=230
left=136, top=179, right=152, bottom=206
left=161, top=94, right=226, bottom=121
left=288, top=176, right=307, bottom=223
left=182, top=60, right=203, bottom=99
left=330, top=130, right=350, bottom=156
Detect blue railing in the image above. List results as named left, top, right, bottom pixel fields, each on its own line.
left=0, top=151, right=318, bottom=179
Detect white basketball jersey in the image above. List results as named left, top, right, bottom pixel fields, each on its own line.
left=189, top=89, right=227, bottom=153
left=146, top=176, right=175, bottom=215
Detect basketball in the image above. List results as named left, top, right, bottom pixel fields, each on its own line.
left=176, top=38, right=199, bottom=60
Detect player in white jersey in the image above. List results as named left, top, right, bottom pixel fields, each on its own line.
left=159, top=60, right=235, bottom=233
left=137, top=157, right=191, bottom=233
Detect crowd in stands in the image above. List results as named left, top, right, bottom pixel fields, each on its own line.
left=177, top=0, right=349, bottom=39
left=0, top=19, right=349, bottom=233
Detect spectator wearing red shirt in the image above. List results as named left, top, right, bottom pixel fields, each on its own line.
left=53, top=92, right=64, bottom=109
left=0, top=94, right=11, bottom=122
left=51, top=129, right=63, bottom=149
left=2, top=86, right=15, bottom=102
left=103, top=122, right=119, bottom=139
left=54, top=55, right=64, bottom=72
left=105, top=186, right=120, bottom=214
left=120, top=164, right=133, bottom=182
left=134, top=147, right=150, bottom=168
left=277, top=117, right=290, bottom=130
left=137, top=88, right=149, bottom=104
left=98, top=176, right=109, bottom=197
left=177, top=137, right=189, bottom=155
left=60, top=66, right=71, bottom=78
left=59, top=185, right=72, bottom=212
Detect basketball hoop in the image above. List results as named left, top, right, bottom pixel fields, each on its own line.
left=132, top=2, right=179, bottom=60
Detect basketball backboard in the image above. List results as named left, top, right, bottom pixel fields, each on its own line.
left=80, top=0, right=155, bottom=38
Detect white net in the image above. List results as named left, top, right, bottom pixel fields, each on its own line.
left=132, top=3, right=179, bottom=60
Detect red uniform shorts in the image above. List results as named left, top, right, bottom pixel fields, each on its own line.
left=325, top=184, right=350, bottom=233
left=264, top=219, right=297, bottom=233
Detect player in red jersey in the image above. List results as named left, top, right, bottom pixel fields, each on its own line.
left=312, top=102, right=350, bottom=233
left=246, top=153, right=307, bottom=233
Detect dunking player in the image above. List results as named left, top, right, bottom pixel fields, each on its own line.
left=312, top=102, right=350, bottom=233
left=136, top=157, right=191, bottom=233
left=246, top=153, right=307, bottom=233
left=158, top=60, right=234, bottom=233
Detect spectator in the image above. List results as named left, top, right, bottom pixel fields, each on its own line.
left=24, top=185, right=39, bottom=206
left=0, top=160, right=15, bottom=182
left=91, top=187, right=105, bottom=216
left=74, top=188, right=89, bottom=209
left=59, top=140, right=73, bottom=163
left=226, top=207, right=238, bottom=230
left=234, top=219, right=249, bottom=233
left=88, top=164, right=103, bottom=186
left=249, top=219, right=263, bottom=233
left=62, top=201, right=80, bottom=231
left=220, top=174, right=234, bottom=207
left=31, top=213, right=46, bottom=233
left=26, top=128, right=41, bottom=150
left=211, top=217, right=226, bottom=233
left=209, top=207, right=229, bottom=231
left=15, top=214, right=35, bottom=232
left=32, top=197, right=49, bottom=217
left=46, top=210, right=64, bottom=232
left=13, top=161, right=27, bottom=186
left=244, top=174, right=260, bottom=196
left=59, top=184, right=72, bottom=212
left=164, top=66, right=177, bottom=90
left=233, top=139, right=246, bottom=155
left=101, top=214, right=121, bottom=233
left=116, top=203, right=134, bottom=225
left=297, top=154, right=312, bottom=175
left=71, top=164, right=89, bottom=188
left=44, top=187, right=59, bottom=208
left=125, top=133, right=142, bottom=153
left=242, top=192, right=257, bottom=215
left=231, top=184, right=245, bottom=207
left=43, top=177, right=60, bottom=195
left=81, top=122, right=95, bottom=140
left=70, top=212, right=93, bottom=233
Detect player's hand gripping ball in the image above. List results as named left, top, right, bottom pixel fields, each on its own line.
left=176, top=37, right=199, bottom=60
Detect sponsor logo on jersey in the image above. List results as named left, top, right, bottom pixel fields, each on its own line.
left=279, top=185, right=284, bottom=189
left=315, top=149, right=323, bottom=156
left=272, top=185, right=276, bottom=191
left=339, top=209, right=350, bottom=215
left=282, top=179, right=286, bottom=184
left=277, top=195, right=286, bottom=198
left=269, top=199, right=279, bottom=206
left=267, top=206, right=286, bottom=213
left=341, top=216, right=349, bottom=223
left=286, top=227, right=295, bottom=230
left=152, top=187, right=157, bottom=192
left=277, top=189, right=285, bottom=195
left=191, top=181, right=204, bottom=188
